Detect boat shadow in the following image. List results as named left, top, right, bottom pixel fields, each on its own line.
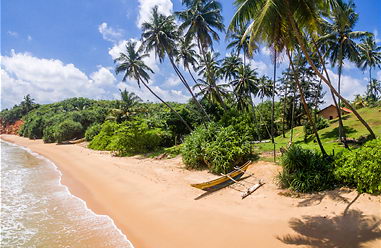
left=277, top=209, right=381, bottom=248
left=194, top=175, right=252, bottom=200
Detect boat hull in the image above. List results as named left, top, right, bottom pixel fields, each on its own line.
left=191, top=161, right=251, bottom=191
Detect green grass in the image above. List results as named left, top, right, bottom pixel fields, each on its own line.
left=256, top=107, right=381, bottom=156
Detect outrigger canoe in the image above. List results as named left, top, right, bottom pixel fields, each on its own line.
left=191, top=161, right=251, bottom=191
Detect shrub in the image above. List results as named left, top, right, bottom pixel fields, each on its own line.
left=43, top=126, right=57, bottom=143
left=334, top=138, right=381, bottom=194
left=55, top=120, right=83, bottom=143
left=182, top=123, right=253, bottom=174
left=85, top=123, right=102, bottom=141
left=278, top=145, right=335, bottom=192
left=108, top=123, right=166, bottom=156
left=88, top=121, right=120, bottom=150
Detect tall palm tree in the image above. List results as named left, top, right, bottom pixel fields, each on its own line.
left=318, top=0, right=369, bottom=144
left=176, top=38, right=200, bottom=86
left=366, top=79, right=381, bottom=102
left=230, top=0, right=376, bottom=141
left=358, top=35, right=381, bottom=86
left=115, top=41, right=192, bottom=132
left=231, top=64, right=259, bottom=111
left=176, top=0, right=226, bottom=109
left=221, top=54, right=243, bottom=81
left=227, top=22, right=257, bottom=65
left=141, top=6, right=209, bottom=124
left=256, top=76, right=273, bottom=102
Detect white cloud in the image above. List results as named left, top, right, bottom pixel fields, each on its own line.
left=377, top=71, right=381, bottom=81
left=27, top=35, right=32, bottom=41
left=249, top=60, right=269, bottom=75
left=342, top=60, right=356, bottom=70
left=7, top=31, right=18, bottom=37
left=261, top=46, right=271, bottom=56
left=321, top=69, right=367, bottom=105
left=98, top=22, right=123, bottom=43
left=109, top=39, right=159, bottom=72
left=163, top=74, right=181, bottom=87
left=136, top=0, right=173, bottom=28
left=1, top=50, right=116, bottom=108
left=374, top=29, right=381, bottom=43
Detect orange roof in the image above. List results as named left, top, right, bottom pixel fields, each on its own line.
left=340, top=107, right=352, bottom=113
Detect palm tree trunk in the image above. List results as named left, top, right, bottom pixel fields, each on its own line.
left=139, top=77, right=193, bottom=132
left=282, top=84, right=288, bottom=138
left=286, top=11, right=376, bottom=140
left=197, top=39, right=227, bottom=110
left=271, top=51, right=277, bottom=162
left=290, top=83, right=296, bottom=143
left=337, top=57, right=347, bottom=145
left=287, top=50, right=327, bottom=156
left=321, top=53, right=348, bottom=148
left=167, top=55, right=211, bottom=124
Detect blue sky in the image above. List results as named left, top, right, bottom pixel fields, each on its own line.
left=1, top=0, right=381, bottom=109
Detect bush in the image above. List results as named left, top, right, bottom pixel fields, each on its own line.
left=182, top=123, right=253, bottom=174
left=85, top=123, right=102, bottom=141
left=334, top=138, right=381, bottom=194
left=108, top=122, right=167, bottom=156
left=278, top=145, right=335, bottom=192
left=88, top=121, right=120, bottom=150
left=55, top=120, right=83, bottom=143
left=43, top=126, right=57, bottom=143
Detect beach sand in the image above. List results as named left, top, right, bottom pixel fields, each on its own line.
left=2, top=134, right=381, bottom=248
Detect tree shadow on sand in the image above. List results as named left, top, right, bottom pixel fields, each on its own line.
left=277, top=209, right=381, bottom=248
left=297, top=188, right=352, bottom=207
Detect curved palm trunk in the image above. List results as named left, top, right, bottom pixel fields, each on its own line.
left=287, top=50, right=327, bottom=156
left=197, top=39, right=227, bottom=110
left=138, top=78, right=193, bottom=132
left=188, top=68, right=204, bottom=93
left=336, top=56, right=348, bottom=146
left=286, top=10, right=376, bottom=140
left=167, top=55, right=211, bottom=124
left=271, top=51, right=277, bottom=162
left=322, top=54, right=348, bottom=148
left=290, top=83, right=296, bottom=143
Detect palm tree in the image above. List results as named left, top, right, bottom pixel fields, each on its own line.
left=230, top=0, right=376, bottom=142
left=318, top=0, right=369, bottom=144
left=115, top=41, right=192, bottom=132
left=358, top=35, right=381, bottom=86
left=366, top=79, right=381, bottom=102
left=141, top=6, right=209, bottom=124
left=176, top=0, right=225, bottom=109
left=20, top=94, right=35, bottom=114
left=231, top=64, right=259, bottom=111
left=227, top=22, right=257, bottom=65
left=256, top=76, right=273, bottom=102
left=221, top=54, right=243, bottom=81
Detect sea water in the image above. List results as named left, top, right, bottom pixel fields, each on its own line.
left=0, top=140, right=133, bottom=248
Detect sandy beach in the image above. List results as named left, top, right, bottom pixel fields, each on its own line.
left=1, top=134, right=380, bottom=248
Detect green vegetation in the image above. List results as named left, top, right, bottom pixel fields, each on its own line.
left=278, top=145, right=335, bottom=192
left=182, top=123, right=254, bottom=174
left=334, top=138, right=381, bottom=194
left=2, top=0, right=381, bottom=195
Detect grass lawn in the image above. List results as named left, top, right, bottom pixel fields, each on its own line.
left=255, top=107, right=381, bottom=157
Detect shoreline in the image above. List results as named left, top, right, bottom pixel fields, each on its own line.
left=2, top=134, right=380, bottom=248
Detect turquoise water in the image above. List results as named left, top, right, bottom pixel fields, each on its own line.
left=0, top=140, right=133, bottom=248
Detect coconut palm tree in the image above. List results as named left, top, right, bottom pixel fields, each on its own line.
left=227, top=22, right=257, bottom=65
left=230, top=0, right=376, bottom=142
left=176, top=0, right=225, bottom=109
left=318, top=0, right=369, bottom=144
left=176, top=38, right=200, bottom=86
left=115, top=41, right=192, bottom=132
left=141, top=6, right=209, bottom=124
left=231, top=64, right=259, bottom=111
left=256, top=76, right=273, bottom=102
left=358, top=35, right=381, bottom=86
left=221, top=54, right=243, bottom=81
left=366, top=79, right=381, bottom=102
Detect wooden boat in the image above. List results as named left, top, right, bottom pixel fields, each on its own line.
left=191, top=161, right=251, bottom=191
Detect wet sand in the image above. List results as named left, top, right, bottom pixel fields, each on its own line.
left=2, top=134, right=381, bottom=248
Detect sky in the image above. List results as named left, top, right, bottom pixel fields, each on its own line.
left=1, top=0, right=381, bottom=109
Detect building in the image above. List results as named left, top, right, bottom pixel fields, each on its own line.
left=317, top=104, right=353, bottom=120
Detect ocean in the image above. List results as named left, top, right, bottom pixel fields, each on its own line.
left=0, top=140, right=133, bottom=248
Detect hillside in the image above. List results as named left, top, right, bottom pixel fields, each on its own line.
left=256, top=107, right=381, bottom=156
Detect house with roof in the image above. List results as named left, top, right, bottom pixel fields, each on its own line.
left=317, top=104, right=353, bottom=120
